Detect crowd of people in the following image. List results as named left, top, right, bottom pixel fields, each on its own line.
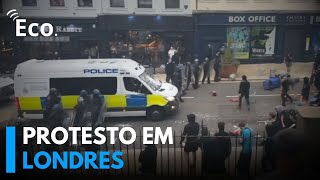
left=138, top=105, right=304, bottom=177
left=164, top=44, right=224, bottom=103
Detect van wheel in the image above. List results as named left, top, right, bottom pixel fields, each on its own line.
left=147, top=107, right=164, bottom=121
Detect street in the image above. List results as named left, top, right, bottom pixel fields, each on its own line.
left=0, top=80, right=307, bottom=135
left=105, top=81, right=305, bottom=136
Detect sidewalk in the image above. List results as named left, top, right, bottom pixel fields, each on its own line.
left=153, top=62, right=313, bottom=81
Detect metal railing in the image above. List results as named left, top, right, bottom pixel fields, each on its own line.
left=13, top=129, right=267, bottom=176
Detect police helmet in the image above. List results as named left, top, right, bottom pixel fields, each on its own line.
left=93, top=89, right=101, bottom=96
left=80, top=90, right=88, bottom=97
left=49, top=88, right=57, bottom=95
left=205, top=57, right=209, bottom=61
left=194, top=58, right=199, bottom=62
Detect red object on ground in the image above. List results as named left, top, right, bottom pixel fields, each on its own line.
left=229, top=97, right=239, bottom=102
left=212, top=91, right=217, bottom=96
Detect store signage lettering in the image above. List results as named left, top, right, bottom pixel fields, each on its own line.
left=56, top=26, right=83, bottom=33
left=228, top=16, right=276, bottom=23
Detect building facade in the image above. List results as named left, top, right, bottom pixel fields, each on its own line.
left=192, top=0, right=320, bottom=63
left=0, top=0, right=192, bottom=65
left=0, top=0, right=320, bottom=64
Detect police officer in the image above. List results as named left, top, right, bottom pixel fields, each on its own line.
left=165, top=62, right=175, bottom=83
left=44, top=88, right=61, bottom=120
left=214, top=52, right=222, bottom=82
left=202, top=57, right=211, bottom=84
left=73, top=90, right=89, bottom=126
left=193, top=58, right=201, bottom=89
left=186, top=60, right=193, bottom=90
left=172, top=67, right=184, bottom=102
left=90, top=89, right=104, bottom=128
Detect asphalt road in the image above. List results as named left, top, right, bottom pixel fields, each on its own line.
left=0, top=80, right=308, bottom=135
left=105, top=81, right=306, bottom=136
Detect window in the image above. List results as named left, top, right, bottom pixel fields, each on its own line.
left=165, top=0, right=179, bottom=8
left=0, top=0, right=3, bottom=13
left=138, top=0, right=152, bottom=8
left=77, top=0, right=92, bottom=7
left=22, top=0, right=37, bottom=7
left=123, top=77, right=151, bottom=94
left=110, top=0, right=125, bottom=7
left=50, top=0, right=65, bottom=7
left=139, top=72, right=161, bottom=91
left=50, top=77, right=117, bottom=95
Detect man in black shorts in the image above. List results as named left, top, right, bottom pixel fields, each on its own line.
left=180, top=114, right=200, bottom=172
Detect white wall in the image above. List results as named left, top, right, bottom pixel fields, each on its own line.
left=102, top=0, right=191, bottom=16
left=192, top=0, right=320, bottom=12
left=0, top=0, right=192, bottom=18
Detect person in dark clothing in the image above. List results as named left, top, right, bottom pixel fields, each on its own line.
left=165, top=62, right=175, bottom=83
left=193, top=59, right=201, bottom=89
left=180, top=114, right=200, bottom=170
left=47, top=97, right=65, bottom=130
left=284, top=52, right=293, bottom=74
left=214, top=122, right=232, bottom=157
left=88, top=89, right=104, bottom=128
left=271, top=128, right=305, bottom=177
left=202, top=57, right=211, bottom=84
left=238, top=75, right=250, bottom=111
left=186, top=61, right=192, bottom=90
left=281, top=76, right=293, bottom=106
left=213, top=52, right=221, bottom=82
left=74, top=89, right=90, bottom=126
left=200, top=121, right=231, bottom=175
left=237, top=121, right=252, bottom=177
left=172, top=67, right=184, bottom=102
left=44, top=88, right=60, bottom=120
left=139, top=143, right=158, bottom=175
left=301, top=77, right=311, bottom=103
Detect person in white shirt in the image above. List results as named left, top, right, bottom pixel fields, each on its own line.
left=168, top=46, right=177, bottom=63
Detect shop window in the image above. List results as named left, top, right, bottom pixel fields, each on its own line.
left=50, top=0, right=65, bottom=7
left=50, top=77, right=117, bottom=95
left=0, top=0, right=3, bottom=13
left=110, top=0, right=125, bottom=8
left=123, top=77, right=151, bottom=94
left=165, top=0, right=179, bottom=8
left=138, top=0, right=152, bottom=8
left=77, top=0, right=92, bottom=7
left=22, top=0, right=37, bottom=7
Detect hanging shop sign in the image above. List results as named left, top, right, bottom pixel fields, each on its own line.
left=55, top=24, right=83, bottom=33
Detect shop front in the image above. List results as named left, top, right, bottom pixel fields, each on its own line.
left=97, top=15, right=194, bottom=65
left=310, top=14, right=320, bottom=58
left=195, top=13, right=280, bottom=63
left=21, top=18, right=98, bottom=60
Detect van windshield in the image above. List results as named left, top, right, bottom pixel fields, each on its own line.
left=139, top=72, right=162, bottom=91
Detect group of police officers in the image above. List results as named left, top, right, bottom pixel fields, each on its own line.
left=165, top=44, right=224, bottom=102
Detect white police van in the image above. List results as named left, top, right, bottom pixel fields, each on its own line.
left=14, top=59, right=180, bottom=121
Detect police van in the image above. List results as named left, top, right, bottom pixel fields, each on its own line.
left=14, top=59, right=179, bottom=121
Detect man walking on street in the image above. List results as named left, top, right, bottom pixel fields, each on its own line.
left=238, top=75, right=250, bottom=111
left=281, top=76, right=293, bottom=106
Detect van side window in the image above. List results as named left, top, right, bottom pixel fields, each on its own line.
left=50, top=77, right=117, bottom=95
left=123, top=77, right=151, bottom=94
